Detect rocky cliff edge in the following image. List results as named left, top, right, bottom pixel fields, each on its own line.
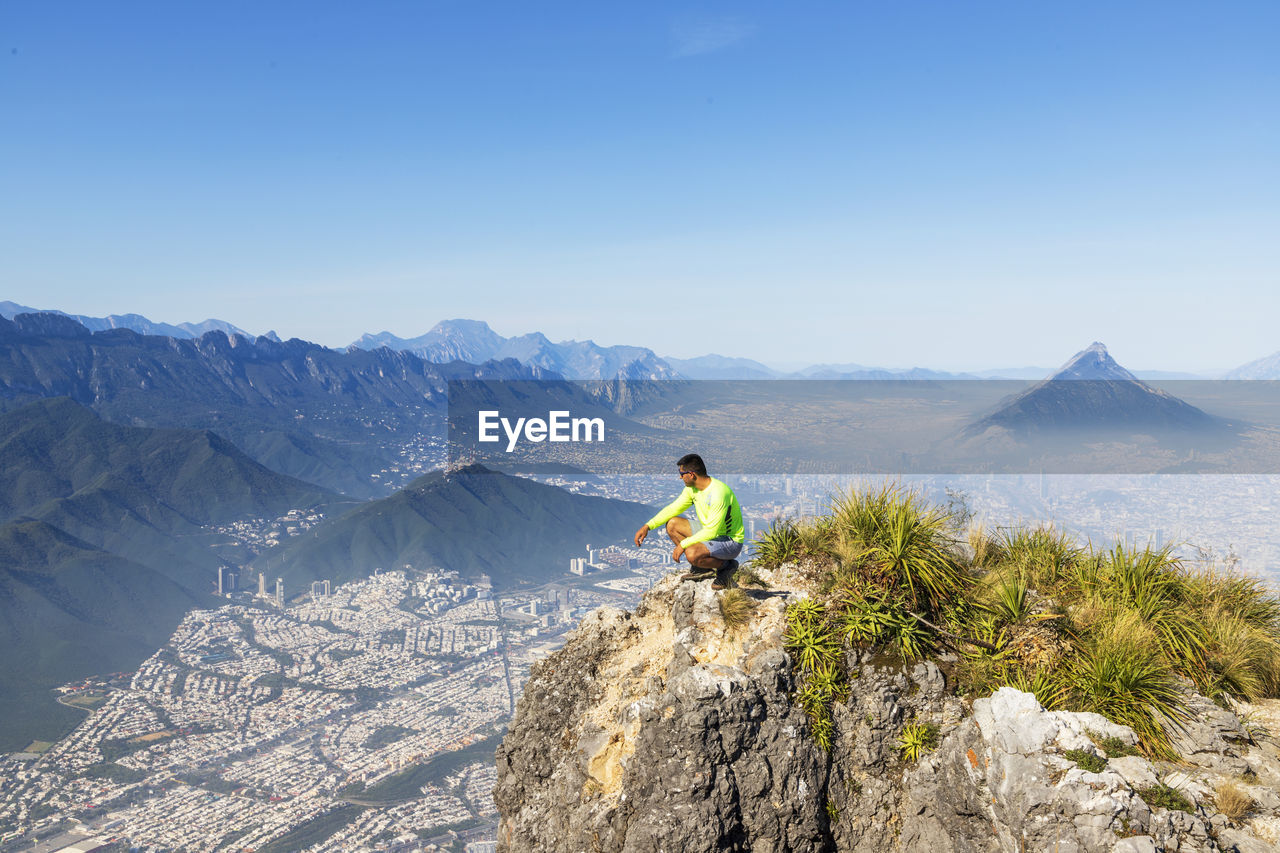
left=494, top=566, right=1280, bottom=853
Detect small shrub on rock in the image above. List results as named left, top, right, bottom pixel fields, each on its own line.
left=1063, top=749, right=1106, bottom=773
left=1094, top=734, right=1139, bottom=758
left=1138, top=781, right=1194, bottom=814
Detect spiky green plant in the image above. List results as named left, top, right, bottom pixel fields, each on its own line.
left=1063, top=614, right=1187, bottom=758
left=897, top=721, right=938, bottom=762
left=827, top=485, right=965, bottom=614
left=1005, top=667, right=1068, bottom=710
left=753, top=518, right=800, bottom=568
left=1184, top=567, right=1280, bottom=633
left=838, top=596, right=896, bottom=647
left=809, top=711, right=835, bottom=751
left=785, top=619, right=841, bottom=673
left=796, top=516, right=836, bottom=559
left=788, top=596, right=827, bottom=628
left=982, top=571, right=1033, bottom=625
left=807, top=661, right=850, bottom=705
left=1199, top=609, right=1280, bottom=701
left=1000, top=525, right=1080, bottom=593
left=894, top=615, right=933, bottom=660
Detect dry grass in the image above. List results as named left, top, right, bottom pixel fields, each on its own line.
left=719, top=589, right=756, bottom=631
left=1214, top=781, right=1255, bottom=820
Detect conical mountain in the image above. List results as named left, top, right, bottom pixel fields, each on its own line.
left=964, top=343, right=1217, bottom=436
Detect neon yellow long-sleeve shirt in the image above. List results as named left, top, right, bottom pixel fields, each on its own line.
left=646, top=477, right=745, bottom=548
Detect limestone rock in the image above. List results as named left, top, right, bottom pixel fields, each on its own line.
left=494, top=570, right=1280, bottom=852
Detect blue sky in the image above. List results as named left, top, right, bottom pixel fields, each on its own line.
left=2, top=1, right=1277, bottom=372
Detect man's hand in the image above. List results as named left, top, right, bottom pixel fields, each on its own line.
left=634, top=525, right=650, bottom=547
left=672, top=545, right=685, bottom=563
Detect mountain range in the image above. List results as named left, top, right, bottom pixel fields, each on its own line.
left=352, top=319, right=681, bottom=381
left=10, top=303, right=1280, bottom=378
left=0, top=312, right=550, bottom=497
left=0, top=300, right=255, bottom=340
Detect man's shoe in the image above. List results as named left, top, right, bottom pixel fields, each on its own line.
left=711, top=559, right=739, bottom=591
left=678, top=568, right=716, bottom=582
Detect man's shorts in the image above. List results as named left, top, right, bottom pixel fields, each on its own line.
left=704, top=536, right=744, bottom=561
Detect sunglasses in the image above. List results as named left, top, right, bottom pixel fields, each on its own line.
left=678, top=470, right=694, bottom=477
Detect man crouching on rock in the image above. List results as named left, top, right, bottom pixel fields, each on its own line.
left=633, top=453, right=745, bottom=590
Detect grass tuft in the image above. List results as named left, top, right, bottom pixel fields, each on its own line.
left=1213, top=781, right=1254, bottom=820
left=718, top=589, right=756, bottom=631
left=734, top=565, right=771, bottom=589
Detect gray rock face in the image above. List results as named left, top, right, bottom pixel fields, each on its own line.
left=494, top=574, right=1280, bottom=852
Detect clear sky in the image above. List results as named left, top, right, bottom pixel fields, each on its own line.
left=2, top=1, right=1277, bottom=372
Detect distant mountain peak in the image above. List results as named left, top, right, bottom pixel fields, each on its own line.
left=349, top=319, right=680, bottom=380
left=963, top=342, right=1216, bottom=437
left=429, top=318, right=497, bottom=335
left=1050, top=342, right=1137, bottom=382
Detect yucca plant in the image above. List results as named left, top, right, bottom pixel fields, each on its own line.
left=981, top=570, right=1033, bottom=625
left=1000, top=525, right=1080, bottom=593
left=827, top=484, right=965, bottom=614
left=807, top=661, right=850, bottom=705
left=897, top=721, right=938, bottom=762
left=795, top=664, right=844, bottom=752
left=785, top=598, right=840, bottom=673
left=753, top=518, right=801, bottom=568
left=1063, top=613, right=1187, bottom=758
left=786, top=620, right=841, bottom=673
left=837, top=597, right=896, bottom=648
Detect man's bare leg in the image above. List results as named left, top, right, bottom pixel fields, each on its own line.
left=665, top=518, right=727, bottom=571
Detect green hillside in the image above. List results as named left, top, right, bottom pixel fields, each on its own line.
left=0, top=521, right=208, bottom=751
left=255, top=465, right=652, bottom=590
left=0, top=398, right=346, bottom=583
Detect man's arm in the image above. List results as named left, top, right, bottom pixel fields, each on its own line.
left=645, top=488, right=695, bottom=531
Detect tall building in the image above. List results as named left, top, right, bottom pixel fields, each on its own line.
left=275, top=577, right=284, bottom=608
left=217, top=566, right=238, bottom=595
left=258, top=573, right=267, bottom=597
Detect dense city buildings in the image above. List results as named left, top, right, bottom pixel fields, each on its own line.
left=3, top=473, right=1275, bottom=852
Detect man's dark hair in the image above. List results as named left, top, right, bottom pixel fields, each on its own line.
left=677, top=453, right=707, bottom=477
